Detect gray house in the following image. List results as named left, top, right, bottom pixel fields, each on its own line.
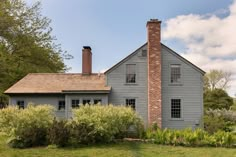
left=5, top=19, right=205, bottom=129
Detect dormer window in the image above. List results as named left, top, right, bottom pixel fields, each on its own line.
left=126, top=64, right=136, bottom=83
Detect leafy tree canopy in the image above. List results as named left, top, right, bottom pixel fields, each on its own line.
left=0, top=0, right=72, bottom=102
left=204, top=88, right=234, bottom=110
left=204, top=69, right=232, bottom=91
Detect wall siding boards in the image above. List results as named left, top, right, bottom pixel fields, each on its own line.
left=106, top=44, right=203, bottom=129
left=106, top=45, right=148, bottom=125
left=161, top=46, right=204, bottom=129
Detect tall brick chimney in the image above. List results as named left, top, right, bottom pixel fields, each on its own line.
left=82, top=46, right=92, bottom=75
left=146, top=19, right=162, bottom=128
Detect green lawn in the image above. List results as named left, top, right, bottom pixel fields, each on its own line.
left=0, top=135, right=235, bottom=157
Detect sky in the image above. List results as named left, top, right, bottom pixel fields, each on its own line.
left=25, top=0, right=236, bottom=97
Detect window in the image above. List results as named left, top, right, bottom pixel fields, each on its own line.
left=58, top=100, right=65, bottom=111
left=126, top=64, right=136, bottom=83
left=71, top=99, right=80, bottom=108
left=94, top=99, right=102, bottom=104
left=126, top=99, right=136, bottom=110
left=141, top=50, right=147, bottom=57
left=171, top=99, right=181, bottom=118
left=83, top=99, right=91, bottom=105
left=17, top=100, right=24, bottom=109
left=170, top=64, right=181, bottom=83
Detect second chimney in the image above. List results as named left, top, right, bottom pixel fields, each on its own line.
left=82, top=46, right=92, bottom=75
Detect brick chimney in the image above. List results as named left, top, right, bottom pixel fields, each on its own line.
left=146, top=19, right=162, bottom=128
left=82, top=46, right=92, bottom=75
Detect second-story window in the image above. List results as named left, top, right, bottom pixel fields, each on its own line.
left=170, top=64, right=181, bottom=83
left=126, top=64, right=136, bottom=83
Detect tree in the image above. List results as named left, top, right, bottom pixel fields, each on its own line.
left=0, top=0, right=72, bottom=104
left=204, top=70, right=232, bottom=90
left=204, top=88, right=234, bottom=110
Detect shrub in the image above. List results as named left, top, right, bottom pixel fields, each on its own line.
left=0, top=104, right=55, bottom=148
left=204, top=109, right=236, bottom=133
left=47, top=118, right=70, bottom=147
left=72, top=104, right=144, bottom=144
left=69, top=121, right=96, bottom=145
left=144, top=128, right=236, bottom=147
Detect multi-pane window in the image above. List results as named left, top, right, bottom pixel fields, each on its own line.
left=171, top=99, right=181, bottom=118
left=126, top=64, right=136, bottom=83
left=126, top=99, right=136, bottom=110
left=71, top=99, right=80, bottom=108
left=58, top=100, right=65, bottom=110
left=17, top=100, right=24, bottom=109
left=170, top=64, right=181, bottom=83
left=83, top=99, right=91, bottom=105
left=94, top=99, right=102, bottom=104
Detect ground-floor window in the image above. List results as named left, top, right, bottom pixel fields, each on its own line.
left=126, top=99, right=136, bottom=110
left=17, top=100, right=24, bottom=109
left=71, top=99, right=80, bottom=108
left=58, top=100, right=65, bottom=110
left=94, top=99, right=102, bottom=104
left=83, top=99, right=91, bottom=105
left=171, top=99, right=181, bottom=118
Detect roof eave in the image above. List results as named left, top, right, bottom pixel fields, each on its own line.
left=62, top=90, right=111, bottom=94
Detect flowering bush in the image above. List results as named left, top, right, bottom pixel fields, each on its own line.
left=0, top=104, right=55, bottom=148
left=204, top=109, right=236, bottom=133
left=71, top=104, right=144, bottom=144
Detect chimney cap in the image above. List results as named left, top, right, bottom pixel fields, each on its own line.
left=83, top=46, right=92, bottom=50
left=147, top=19, right=162, bottom=25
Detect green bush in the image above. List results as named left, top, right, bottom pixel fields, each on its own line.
left=69, top=121, right=96, bottom=145
left=0, top=104, right=55, bottom=148
left=144, top=128, right=236, bottom=147
left=72, top=104, right=144, bottom=144
left=204, top=109, right=236, bottom=133
left=47, top=118, right=70, bottom=147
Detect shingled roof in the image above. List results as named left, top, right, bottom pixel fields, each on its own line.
left=4, top=73, right=111, bottom=94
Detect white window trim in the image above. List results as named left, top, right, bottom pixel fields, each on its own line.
left=169, top=63, right=183, bottom=86
left=169, top=97, right=184, bottom=121
left=124, top=63, right=138, bottom=85
left=124, top=97, right=137, bottom=111
left=58, top=100, right=66, bottom=111
left=16, top=100, right=25, bottom=109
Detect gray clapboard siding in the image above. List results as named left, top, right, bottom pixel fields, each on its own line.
left=106, top=43, right=204, bottom=129
left=106, top=44, right=148, bottom=125
left=65, top=93, right=109, bottom=118
left=9, top=94, right=66, bottom=118
left=161, top=45, right=204, bottom=129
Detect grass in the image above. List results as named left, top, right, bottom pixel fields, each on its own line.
left=0, top=135, right=236, bottom=157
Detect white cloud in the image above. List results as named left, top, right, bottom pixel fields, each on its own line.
left=163, top=0, right=236, bottom=97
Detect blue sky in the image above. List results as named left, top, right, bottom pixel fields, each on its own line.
left=25, top=0, right=236, bottom=96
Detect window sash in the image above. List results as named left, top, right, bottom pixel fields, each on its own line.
left=171, top=64, right=181, bottom=83
left=126, top=99, right=136, bottom=110
left=58, top=100, right=65, bottom=110
left=94, top=99, right=102, bottom=104
left=126, top=64, right=136, bottom=83
left=17, top=101, right=24, bottom=109
left=83, top=99, right=91, bottom=105
left=171, top=99, right=181, bottom=118
left=71, top=100, right=80, bottom=108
